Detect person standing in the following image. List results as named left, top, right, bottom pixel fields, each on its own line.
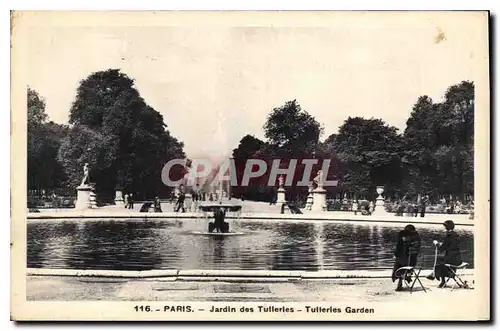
left=420, top=194, right=428, bottom=217
left=412, top=202, right=419, bottom=217
left=124, top=194, right=129, bottom=209
left=175, top=191, right=186, bottom=213
left=154, top=196, right=162, bottom=212
left=352, top=200, right=359, bottom=215
left=449, top=201, right=455, bottom=214
left=192, top=191, right=198, bottom=213
left=128, top=193, right=134, bottom=210
left=456, top=201, right=462, bottom=214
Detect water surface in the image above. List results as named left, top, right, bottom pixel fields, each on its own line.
left=27, top=219, right=474, bottom=271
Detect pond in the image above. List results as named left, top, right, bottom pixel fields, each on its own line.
left=27, top=219, right=474, bottom=271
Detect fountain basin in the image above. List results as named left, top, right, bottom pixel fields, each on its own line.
left=27, top=218, right=474, bottom=272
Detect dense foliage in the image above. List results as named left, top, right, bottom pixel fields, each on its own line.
left=29, top=69, right=186, bottom=201
left=232, top=81, right=475, bottom=203
left=27, top=88, right=67, bottom=193
left=27, top=75, right=474, bottom=204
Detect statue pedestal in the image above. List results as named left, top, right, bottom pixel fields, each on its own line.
left=311, top=188, right=327, bottom=212
left=276, top=187, right=286, bottom=204
left=184, top=193, right=193, bottom=212
left=372, top=197, right=390, bottom=217
left=372, top=186, right=390, bottom=216
left=75, top=185, right=94, bottom=210
left=114, top=190, right=125, bottom=207
left=89, top=190, right=97, bottom=208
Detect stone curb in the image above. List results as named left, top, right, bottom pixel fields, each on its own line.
left=26, top=268, right=178, bottom=278
left=26, top=268, right=475, bottom=279
left=26, top=211, right=474, bottom=227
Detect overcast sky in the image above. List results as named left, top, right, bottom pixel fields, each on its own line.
left=23, top=11, right=487, bottom=159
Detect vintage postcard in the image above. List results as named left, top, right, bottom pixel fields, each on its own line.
left=10, top=11, right=490, bottom=321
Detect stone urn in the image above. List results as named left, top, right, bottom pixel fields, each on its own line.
left=372, top=185, right=390, bottom=216
left=376, top=186, right=384, bottom=199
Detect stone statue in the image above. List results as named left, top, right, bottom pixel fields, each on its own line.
left=313, top=170, right=324, bottom=189
left=278, top=175, right=285, bottom=188
left=81, top=163, right=89, bottom=186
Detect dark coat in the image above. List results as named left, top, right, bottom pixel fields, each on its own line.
left=177, top=193, right=185, bottom=204
left=393, top=231, right=407, bottom=264
left=439, top=230, right=462, bottom=266
left=392, top=230, right=421, bottom=282
left=394, top=230, right=421, bottom=264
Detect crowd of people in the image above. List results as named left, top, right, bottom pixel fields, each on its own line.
left=123, top=184, right=234, bottom=213
left=340, top=195, right=473, bottom=216
left=170, top=185, right=218, bottom=213
left=393, top=195, right=430, bottom=217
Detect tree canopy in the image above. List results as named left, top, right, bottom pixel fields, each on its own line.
left=232, top=81, right=475, bottom=204
left=332, top=117, right=403, bottom=199
left=402, top=81, right=474, bottom=200
left=263, top=100, right=323, bottom=156
left=58, top=69, right=185, bottom=200
left=27, top=88, right=67, bottom=193
left=27, top=75, right=474, bottom=205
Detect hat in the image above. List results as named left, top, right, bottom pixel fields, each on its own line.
left=404, top=224, right=416, bottom=232
left=443, top=220, right=455, bottom=230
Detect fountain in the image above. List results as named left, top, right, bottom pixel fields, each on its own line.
left=198, top=177, right=242, bottom=234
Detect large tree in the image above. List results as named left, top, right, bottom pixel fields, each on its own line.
left=333, top=117, right=403, bottom=199
left=231, top=135, right=268, bottom=200
left=259, top=100, right=325, bottom=201
left=402, top=96, right=447, bottom=197
left=59, top=69, right=185, bottom=200
left=263, top=100, right=323, bottom=156
left=402, top=81, right=474, bottom=200
left=27, top=88, right=67, bottom=193
left=443, top=81, right=474, bottom=199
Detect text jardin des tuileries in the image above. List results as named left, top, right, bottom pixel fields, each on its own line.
left=208, top=304, right=375, bottom=314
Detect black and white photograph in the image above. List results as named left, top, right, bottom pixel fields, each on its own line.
left=10, top=10, right=490, bottom=321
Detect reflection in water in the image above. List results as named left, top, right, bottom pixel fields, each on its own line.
left=27, top=219, right=474, bottom=271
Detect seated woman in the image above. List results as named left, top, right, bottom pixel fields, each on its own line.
left=433, top=220, right=463, bottom=288
left=392, top=224, right=421, bottom=291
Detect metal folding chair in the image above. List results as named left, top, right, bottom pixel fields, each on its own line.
left=394, top=266, right=427, bottom=294
left=444, top=262, right=471, bottom=290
